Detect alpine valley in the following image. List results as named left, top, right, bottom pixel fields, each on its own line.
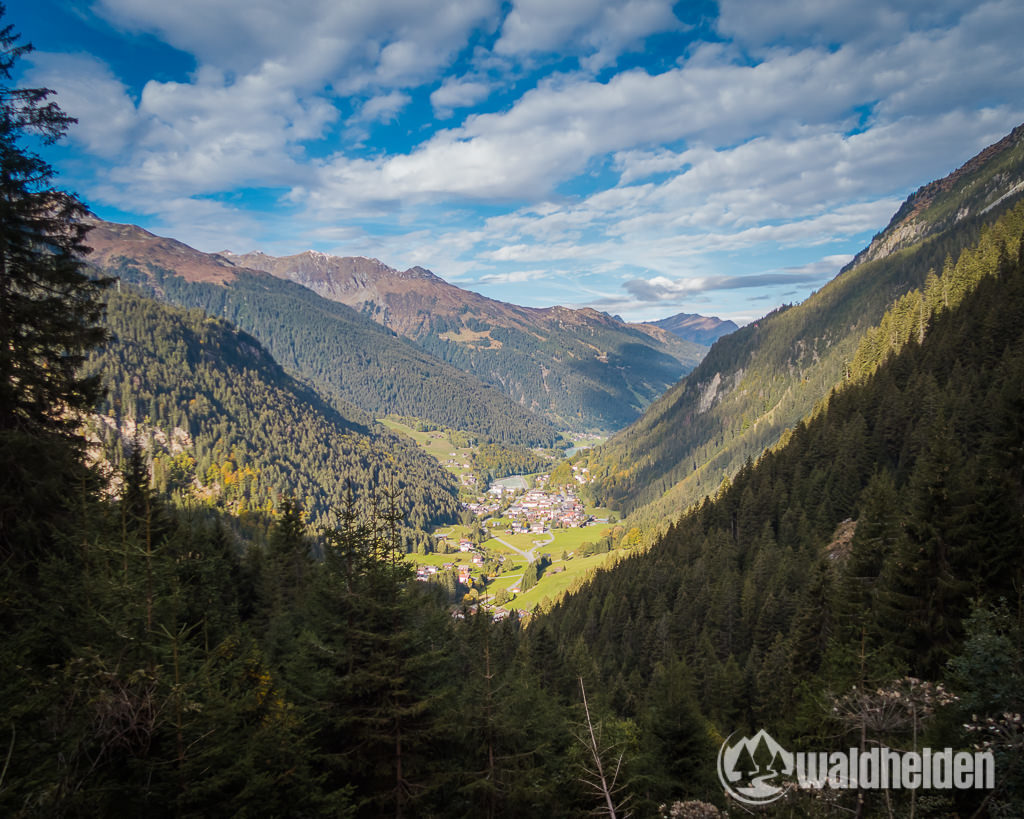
left=85, top=222, right=707, bottom=435
left=6, top=15, right=1024, bottom=813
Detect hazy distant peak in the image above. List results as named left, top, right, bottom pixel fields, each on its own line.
left=648, top=312, right=739, bottom=346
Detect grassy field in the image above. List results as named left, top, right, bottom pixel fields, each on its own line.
left=406, top=522, right=619, bottom=610
left=512, top=551, right=623, bottom=610
left=378, top=417, right=477, bottom=478
left=482, top=532, right=547, bottom=551
left=542, top=523, right=612, bottom=551
left=477, top=523, right=616, bottom=608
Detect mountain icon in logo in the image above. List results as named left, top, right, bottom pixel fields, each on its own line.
left=717, top=729, right=794, bottom=805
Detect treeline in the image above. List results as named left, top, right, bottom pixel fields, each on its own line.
left=95, top=260, right=561, bottom=448
left=86, top=290, right=460, bottom=537
left=846, top=203, right=1024, bottom=382
left=541, top=214, right=1024, bottom=815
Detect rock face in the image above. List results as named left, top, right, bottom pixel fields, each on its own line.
left=846, top=123, right=1024, bottom=271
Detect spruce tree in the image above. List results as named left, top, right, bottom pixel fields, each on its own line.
left=0, top=7, right=108, bottom=563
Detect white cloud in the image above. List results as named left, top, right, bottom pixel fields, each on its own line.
left=495, top=0, right=682, bottom=68
left=430, top=76, right=493, bottom=118
left=26, top=53, right=140, bottom=159
left=622, top=264, right=841, bottom=301
left=28, top=50, right=336, bottom=213
left=613, top=149, right=690, bottom=184
left=298, top=0, right=1023, bottom=219
left=475, top=269, right=550, bottom=284
left=353, top=91, right=411, bottom=124
left=299, top=47, right=899, bottom=210
left=93, top=0, right=500, bottom=92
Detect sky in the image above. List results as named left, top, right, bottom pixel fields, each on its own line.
left=11, top=0, right=1024, bottom=324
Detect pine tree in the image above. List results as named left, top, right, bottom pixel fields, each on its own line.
left=294, top=489, right=455, bottom=816
left=873, top=421, right=973, bottom=676
left=0, top=7, right=109, bottom=563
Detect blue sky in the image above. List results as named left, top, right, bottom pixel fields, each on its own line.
left=12, top=0, right=1024, bottom=323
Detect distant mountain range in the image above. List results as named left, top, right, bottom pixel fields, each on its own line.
left=646, top=312, right=738, bottom=346
left=84, top=221, right=559, bottom=446
left=221, top=249, right=708, bottom=431
left=83, top=221, right=720, bottom=435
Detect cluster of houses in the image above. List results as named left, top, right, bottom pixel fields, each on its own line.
left=463, top=497, right=501, bottom=517
left=460, top=471, right=593, bottom=533
left=503, top=486, right=589, bottom=532
left=415, top=536, right=488, bottom=586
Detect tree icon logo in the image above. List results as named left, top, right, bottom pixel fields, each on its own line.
left=717, top=729, right=794, bottom=806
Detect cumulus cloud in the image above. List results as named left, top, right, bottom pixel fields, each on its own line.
left=93, top=0, right=499, bottom=92
left=290, top=0, right=1023, bottom=220
left=25, top=53, right=140, bottom=160
left=495, top=0, right=682, bottom=69
left=353, top=91, right=412, bottom=124
left=430, top=76, right=493, bottom=118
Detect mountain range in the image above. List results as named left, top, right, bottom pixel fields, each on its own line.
left=85, top=223, right=709, bottom=434
left=646, top=312, right=738, bottom=346
left=222, top=248, right=707, bottom=431
left=85, top=221, right=559, bottom=446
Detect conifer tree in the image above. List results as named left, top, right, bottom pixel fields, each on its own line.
left=295, top=489, right=455, bottom=816
left=0, top=6, right=108, bottom=563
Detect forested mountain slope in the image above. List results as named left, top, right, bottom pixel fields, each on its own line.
left=85, top=290, right=460, bottom=535
left=227, top=248, right=707, bottom=431
left=539, top=203, right=1024, bottom=815
left=584, top=123, right=1024, bottom=529
left=84, top=220, right=559, bottom=446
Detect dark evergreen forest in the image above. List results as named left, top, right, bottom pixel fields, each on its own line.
left=99, top=260, right=561, bottom=449
left=85, top=289, right=461, bottom=538
left=542, top=204, right=1024, bottom=816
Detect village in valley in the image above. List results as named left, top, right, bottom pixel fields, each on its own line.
left=416, top=470, right=618, bottom=620
left=464, top=471, right=589, bottom=531
left=378, top=417, right=627, bottom=619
